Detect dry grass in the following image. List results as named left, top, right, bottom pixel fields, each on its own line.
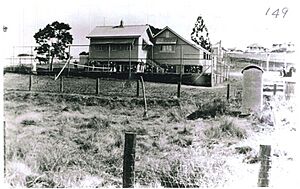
left=4, top=90, right=253, bottom=188
left=5, top=73, right=287, bottom=187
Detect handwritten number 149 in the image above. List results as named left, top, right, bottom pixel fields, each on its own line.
left=266, top=7, right=288, bottom=18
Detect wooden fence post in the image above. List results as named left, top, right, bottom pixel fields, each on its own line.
left=96, top=78, right=100, bottom=95
left=227, top=83, right=230, bottom=101
left=60, top=76, right=64, bottom=93
left=177, top=81, right=181, bottom=98
left=140, top=76, right=147, bottom=117
left=258, top=145, right=271, bottom=187
left=29, top=74, right=32, bottom=91
left=67, top=61, right=70, bottom=76
left=273, top=84, right=277, bottom=96
left=136, top=79, right=140, bottom=97
left=123, top=132, right=136, bottom=188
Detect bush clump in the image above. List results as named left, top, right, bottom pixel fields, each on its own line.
left=187, top=98, right=227, bottom=120
left=21, top=119, right=36, bottom=126
left=204, top=119, right=247, bottom=140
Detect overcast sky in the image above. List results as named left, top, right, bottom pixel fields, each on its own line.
left=0, top=0, right=298, bottom=59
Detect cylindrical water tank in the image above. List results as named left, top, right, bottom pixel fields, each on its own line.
left=241, top=65, right=264, bottom=113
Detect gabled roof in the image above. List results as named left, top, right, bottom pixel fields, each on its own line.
left=87, top=25, right=150, bottom=38
left=153, top=26, right=211, bottom=54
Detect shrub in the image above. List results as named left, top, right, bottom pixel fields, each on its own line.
left=187, top=98, right=228, bottom=120
left=21, top=120, right=36, bottom=126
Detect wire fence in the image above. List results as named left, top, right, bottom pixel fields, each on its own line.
left=4, top=73, right=231, bottom=100
left=4, top=73, right=138, bottom=97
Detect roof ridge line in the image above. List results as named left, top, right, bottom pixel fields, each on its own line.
left=95, top=24, right=148, bottom=27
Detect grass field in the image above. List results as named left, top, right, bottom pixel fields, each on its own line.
left=3, top=73, right=297, bottom=187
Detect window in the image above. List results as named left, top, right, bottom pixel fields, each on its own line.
left=156, top=38, right=177, bottom=44
left=160, top=45, right=175, bottom=52
left=95, top=45, right=108, bottom=51
left=111, top=44, right=130, bottom=51
left=165, top=31, right=170, bottom=38
left=203, top=53, right=211, bottom=60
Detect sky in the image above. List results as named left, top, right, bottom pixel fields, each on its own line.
left=0, top=0, right=298, bottom=60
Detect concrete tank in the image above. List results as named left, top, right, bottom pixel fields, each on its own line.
left=241, top=65, right=264, bottom=113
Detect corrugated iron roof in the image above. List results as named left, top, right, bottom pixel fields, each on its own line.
left=87, top=25, right=149, bottom=38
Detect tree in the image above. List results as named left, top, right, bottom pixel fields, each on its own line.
left=191, top=16, right=211, bottom=52
left=33, top=21, right=73, bottom=70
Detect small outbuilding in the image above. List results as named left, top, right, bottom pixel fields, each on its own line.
left=79, top=52, right=89, bottom=65
left=241, top=65, right=264, bottom=113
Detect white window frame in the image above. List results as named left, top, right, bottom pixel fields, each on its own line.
left=160, top=45, right=175, bottom=53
